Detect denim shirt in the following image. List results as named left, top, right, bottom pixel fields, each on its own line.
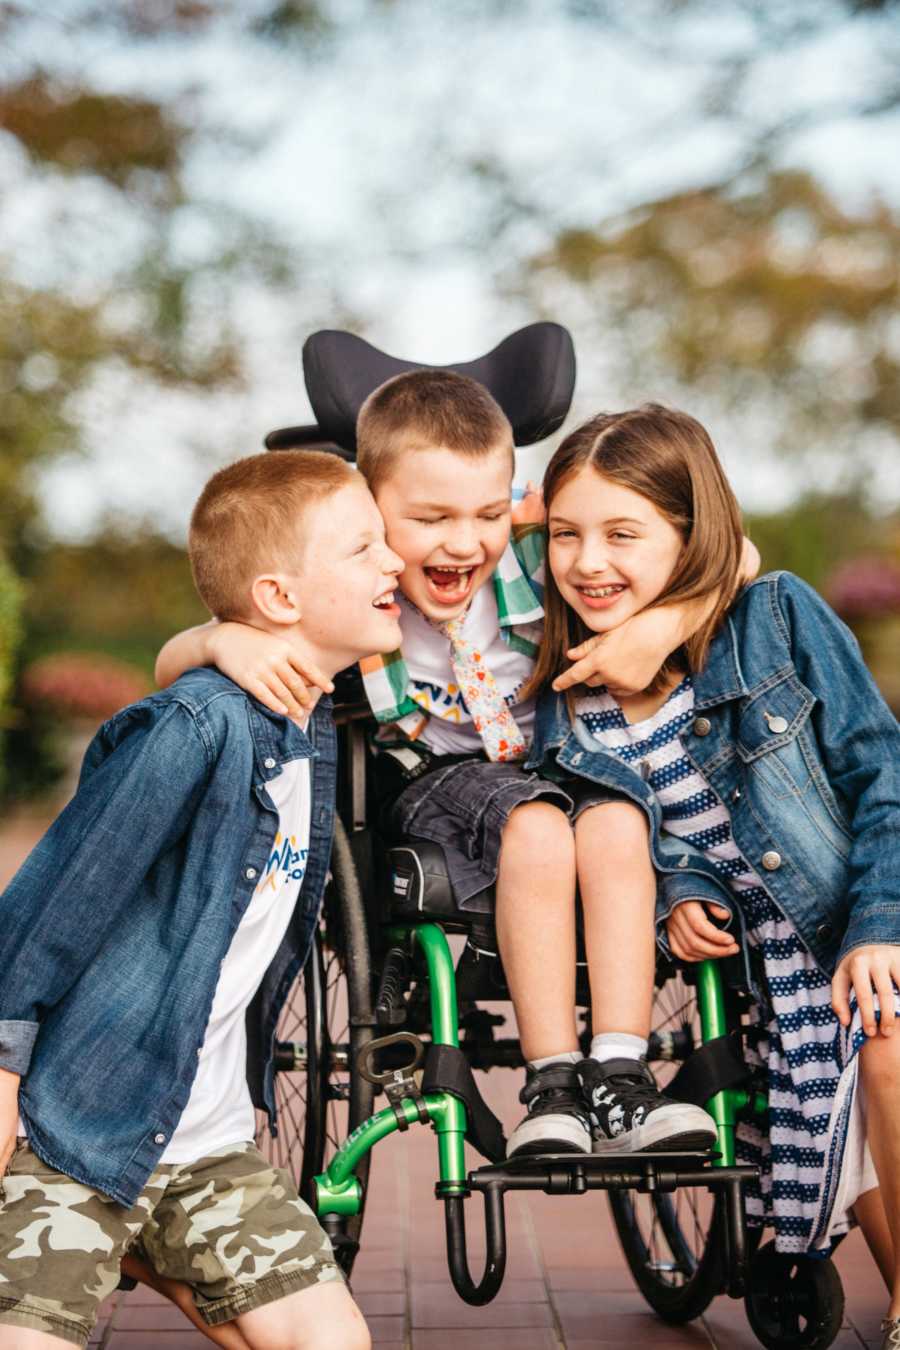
left=527, top=572, right=900, bottom=979
left=0, top=668, right=336, bottom=1206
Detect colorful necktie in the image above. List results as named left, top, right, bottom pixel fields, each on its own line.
left=440, top=616, right=527, bottom=763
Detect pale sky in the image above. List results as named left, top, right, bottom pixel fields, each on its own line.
left=3, top=1, right=899, bottom=538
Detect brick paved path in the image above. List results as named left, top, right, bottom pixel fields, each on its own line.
left=1, top=813, right=889, bottom=1349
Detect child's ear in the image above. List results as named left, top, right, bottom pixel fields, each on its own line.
left=250, top=573, right=303, bottom=626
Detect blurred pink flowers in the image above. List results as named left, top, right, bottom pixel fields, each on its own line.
left=826, top=556, right=900, bottom=621
left=21, top=653, right=151, bottom=722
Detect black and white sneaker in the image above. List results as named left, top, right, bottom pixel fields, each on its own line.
left=577, top=1057, right=717, bottom=1154
left=506, top=1061, right=592, bottom=1158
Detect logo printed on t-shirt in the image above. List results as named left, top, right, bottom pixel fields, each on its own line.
left=408, top=678, right=526, bottom=723
left=255, top=831, right=309, bottom=894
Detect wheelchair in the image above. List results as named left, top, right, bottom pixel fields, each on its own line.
left=254, top=324, right=848, bottom=1350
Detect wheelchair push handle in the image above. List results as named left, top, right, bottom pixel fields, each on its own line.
left=442, top=1188, right=507, bottom=1306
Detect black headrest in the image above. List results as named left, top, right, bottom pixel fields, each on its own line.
left=302, top=322, right=575, bottom=453
left=264, top=425, right=353, bottom=459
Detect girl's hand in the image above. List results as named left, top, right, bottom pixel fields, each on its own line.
left=0, top=1068, right=20, bottom=1182
left=553, top=604, right=689, bottom=697
left=667, top=901, right=740, bottom=962
left=206, top=623, right=333, bottom=719
left=512, top=481, right=545, bottom=525
left=831, top=944, right=900, bottom=1037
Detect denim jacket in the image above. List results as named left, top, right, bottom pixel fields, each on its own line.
left=0, top=668, right=336, bottom=1206
left=527, top=572, right=900, bottom=979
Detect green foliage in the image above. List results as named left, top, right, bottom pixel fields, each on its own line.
left=746, top=493, right=897, bottom=592
left=532, top=171, right=900, bottom=477
left=24, top=532, right=207, bottom=674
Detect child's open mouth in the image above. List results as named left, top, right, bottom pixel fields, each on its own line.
left=576, top=582, right=627, bottom=610
left=423, top=565, right=477, bottom=606
left=372, top=588, right=401, bottom=618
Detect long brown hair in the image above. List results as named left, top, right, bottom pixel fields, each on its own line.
left=525, top=404, right=745, bottom=700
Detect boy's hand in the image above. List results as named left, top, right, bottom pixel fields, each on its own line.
left=207, top=623, right=334, bottom=720
left=832, top=944, right=900, bottom=1038
left=553, top=605, right=689, bottom=697
left=511, top=481, right=545, bottom=525
left=667, top=901, right=740, bottom=962
left=739, top=536, right=761, bottom=586
left=0, top=1068, right=20, bottom=1181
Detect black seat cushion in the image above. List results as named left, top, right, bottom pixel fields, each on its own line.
left=302, top=322, right=575, bottom=453
left=383, top=839, right=494, bottom=925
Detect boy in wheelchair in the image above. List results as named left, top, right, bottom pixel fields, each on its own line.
left=158, top=370, right=757, bottom=1162
left=0, top=451, right=399, bottom=1350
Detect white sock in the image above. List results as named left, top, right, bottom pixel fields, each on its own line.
left=529, top=1050, right=581, bottom=1071
left=590, top=1032, right=648, bottom=1064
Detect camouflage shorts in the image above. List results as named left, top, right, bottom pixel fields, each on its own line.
left=0, top=1139, right=342, bottom=1348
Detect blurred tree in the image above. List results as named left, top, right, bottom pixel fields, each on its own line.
left=24, top=531, right=207, bottom=671
left=0, top=554, right=22, bottom=797
left=0, top=19, right=289, bottom=571
left=525, top=170, right=900, bottom=489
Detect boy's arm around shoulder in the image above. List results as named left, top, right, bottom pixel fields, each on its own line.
left=0, top=696, right=213, bottom=1080
left=768, top=571, right=900, bottom=961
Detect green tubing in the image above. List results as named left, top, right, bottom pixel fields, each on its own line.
left=387, top=923, right=460, bottom=1047
left=695, top=959, right=737, bottom=1167
left=314, top=1091, right=468, bottom=1216
left=314, top=923, right=469, bottom=1219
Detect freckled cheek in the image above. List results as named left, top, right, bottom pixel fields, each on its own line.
left=386, top=525, right=431, bottom=569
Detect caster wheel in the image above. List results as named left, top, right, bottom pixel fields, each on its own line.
left=745, top=1240, right=844, bottom=1349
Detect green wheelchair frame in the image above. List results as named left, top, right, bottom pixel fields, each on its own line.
left=312, top=921, right=761, bottom=1307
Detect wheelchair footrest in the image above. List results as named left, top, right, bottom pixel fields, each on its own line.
left=468, top=1150, right=756, bottom=1197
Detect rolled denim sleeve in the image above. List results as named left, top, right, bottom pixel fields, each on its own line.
left=0, top=699, right=212, bottom=1075
left=775, top=573, right=900, bottom=964
left=0, top=1020, right=39, bottom=1076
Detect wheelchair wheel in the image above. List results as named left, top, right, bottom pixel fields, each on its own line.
left=256, top=818, right=376, bottom=1273
left=745, top=1241, right=844, bottom=1350
left=608, top=967, right=726, bottom=1322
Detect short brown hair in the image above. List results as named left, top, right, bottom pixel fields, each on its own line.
left=356, top=368, right=513, bottom=491
left=189, top=450, right=354, bottom=620
left=526, top=404, right=745, bottom=700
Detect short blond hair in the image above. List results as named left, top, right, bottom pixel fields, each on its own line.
left=356, top=368, right=513, bottom=492
left=189, top=450, right=354, bottom=620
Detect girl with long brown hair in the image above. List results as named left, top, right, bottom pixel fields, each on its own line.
left=512, top=405, right=900, bottom=1344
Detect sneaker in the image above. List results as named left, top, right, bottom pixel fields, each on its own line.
left=577, top=1057, right=717, bottom=1154
left=881, top=1318, right=900, bottom=1349
left=506, top=1061, right=592, bottom=1158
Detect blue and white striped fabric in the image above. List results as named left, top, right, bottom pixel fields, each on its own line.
left=576, top=675, right=872, bottom=1255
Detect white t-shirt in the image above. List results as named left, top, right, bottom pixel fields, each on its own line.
left=159, top=756, right=312, bottom=1163
left=400, top=584, right=536, bottom=755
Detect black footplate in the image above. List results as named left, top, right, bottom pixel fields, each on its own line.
left=440, top=1150, right=757, bottom=1307
left=468, top=1148, right=752, bottom=1196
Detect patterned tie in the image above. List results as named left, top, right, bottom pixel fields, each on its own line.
left=440, top=616, right=527, bottom=763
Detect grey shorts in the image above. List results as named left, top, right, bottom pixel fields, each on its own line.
left=386, top=757, right=615, bottom=912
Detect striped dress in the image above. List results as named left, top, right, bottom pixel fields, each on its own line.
left=576, top=675, right=876, bottom=1255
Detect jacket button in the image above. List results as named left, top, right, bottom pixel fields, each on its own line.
left=764, top=714, right=789, bottom=735
left=154, top=1133, right=166, bottom=1144
left=677, top=855, right=689, bottom=869
left=761, top=850, right=782, bottom=871
left=571, top=751, right=583, bottom=766
left=264, top=756, right=276, bottom=769
left=692, top=717, right=712, bottom=737
left=245, top=867, right=257, bottom=880
left=816, top=922, right=834, bottom=943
